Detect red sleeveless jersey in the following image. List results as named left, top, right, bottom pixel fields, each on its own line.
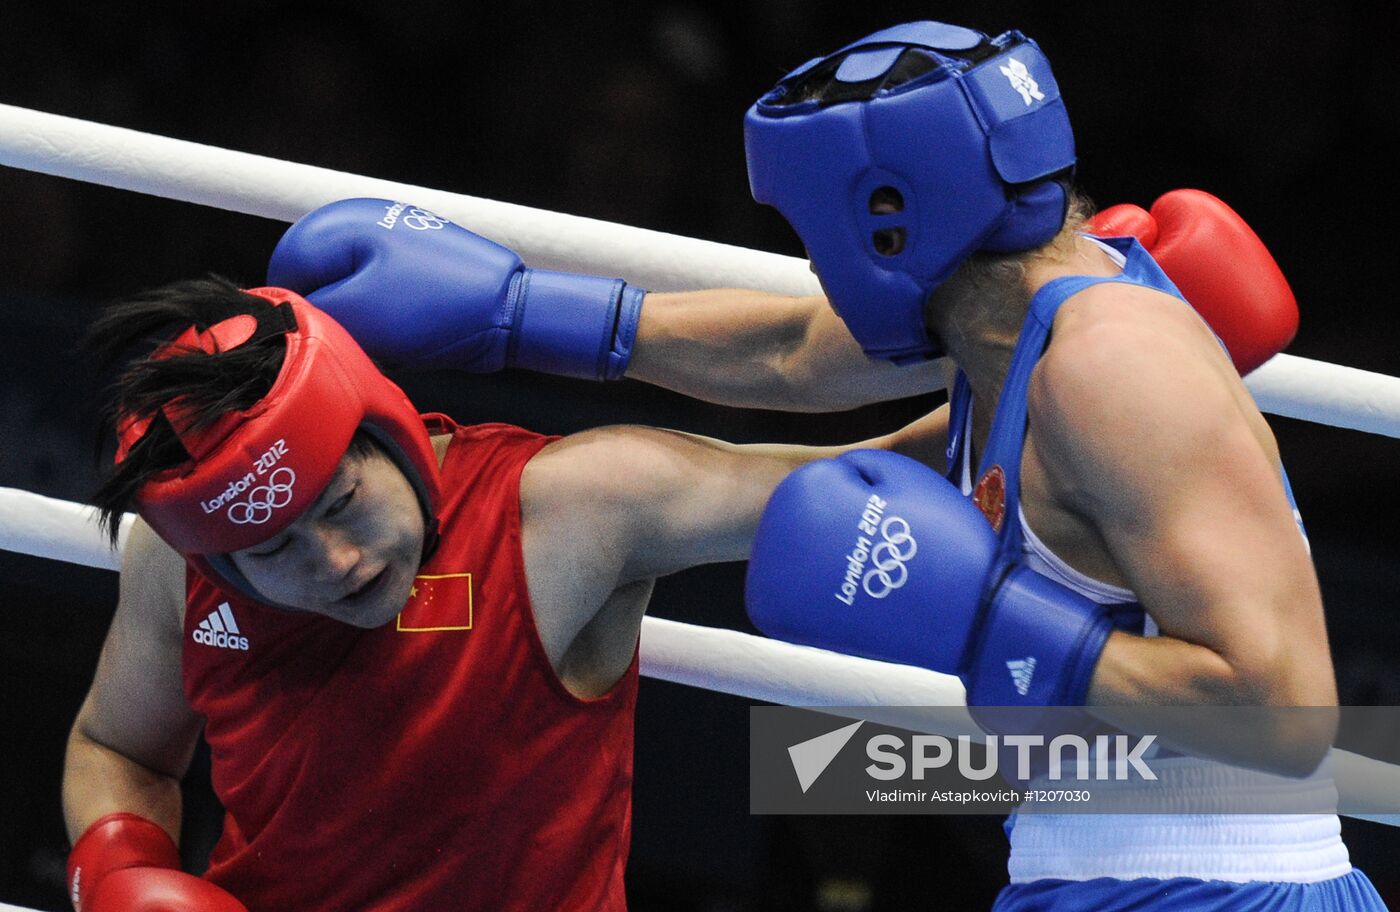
left=181, top=419, right=637, bottom=911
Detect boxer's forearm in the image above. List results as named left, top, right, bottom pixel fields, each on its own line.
left=1086, top=630, right=1334, bottom=778
left=630, top=290, right=944, bottom=411
left=63, top=727, right=184, bottom=846
left=629, top=290, right=830, bottom=409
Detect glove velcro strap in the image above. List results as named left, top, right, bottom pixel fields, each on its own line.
left=964, top=565, right=1112, bottom=708
left=67, top=813, right=181, bottom=911
left=510, top=269, right=644, bottom=380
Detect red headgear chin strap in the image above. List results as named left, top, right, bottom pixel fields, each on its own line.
left=116, top=288, right=442, bottom=603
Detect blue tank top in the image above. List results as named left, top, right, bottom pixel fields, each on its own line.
left=954, top=238, right=1349, bottom=889
left=944, top=235, right=1305, bottom=632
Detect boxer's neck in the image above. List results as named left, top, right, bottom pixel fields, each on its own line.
left=938, top=234, right=1122, bottom=421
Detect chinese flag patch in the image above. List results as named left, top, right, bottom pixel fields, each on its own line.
left=396, top=572, right=474, bottom=632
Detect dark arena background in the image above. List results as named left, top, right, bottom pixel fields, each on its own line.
left=1, top=2, right=1397, bottom=909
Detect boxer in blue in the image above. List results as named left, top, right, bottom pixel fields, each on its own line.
left=265, top=21, right=1386, bottom=910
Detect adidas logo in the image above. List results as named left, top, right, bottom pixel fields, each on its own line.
left=1007, top=657, right=1036, bottom=696
left=193, top=602, right=250, bottom=651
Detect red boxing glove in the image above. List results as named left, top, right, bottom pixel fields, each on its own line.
left=1087, top=202, right=1157, bottom=248
left=1088, top=189, right=1298, bottom=374
left=67, top=813, right=247, bottom=912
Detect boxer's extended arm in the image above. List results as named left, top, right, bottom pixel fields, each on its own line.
left=63, top=520, right=202, bottom=845
left=629, top=289, right=945, bottom=410
left=1033, top=284, right=1337, bottom=774
left=269, top=198, right=944, bottom=410
left=520, top=409, right=950, bottom=690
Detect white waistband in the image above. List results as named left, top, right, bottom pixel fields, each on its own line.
left=1008, top=760, right=1351, bottom=883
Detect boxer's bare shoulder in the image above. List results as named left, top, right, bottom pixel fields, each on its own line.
left=116, top=518, right=189, bottom=648
left=1031, top=280, right=1276, bottom=498
left=80, top=523, right=198, bottom=772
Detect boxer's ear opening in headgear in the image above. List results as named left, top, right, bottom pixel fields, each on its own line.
left=868, top=188, right=907, bottom=254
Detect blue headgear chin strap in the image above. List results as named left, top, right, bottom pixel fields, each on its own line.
left=745, top=21, right=1076, bottom=363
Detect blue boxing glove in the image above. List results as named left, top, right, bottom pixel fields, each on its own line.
left=745, top=450, right=1112, bottom=709
left=266, top=198, right=645, bottom=380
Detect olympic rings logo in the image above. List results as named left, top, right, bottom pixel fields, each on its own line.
left=861, top=516, right=917, bottom=598
left=402, top=208, right=449, bottom=231
left=226, top=468, right=297, bottom=525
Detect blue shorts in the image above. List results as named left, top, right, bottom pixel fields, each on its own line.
left=993, top=869, right=1387, bottom=911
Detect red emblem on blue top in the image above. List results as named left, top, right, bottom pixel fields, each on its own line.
left=973, top=465, right=1007, bottom=533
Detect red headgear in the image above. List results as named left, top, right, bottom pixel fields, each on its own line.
left=116, top=288, right=442, bottom=600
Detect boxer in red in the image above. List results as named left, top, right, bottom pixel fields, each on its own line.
left=60, top=278, right=940, bottom=911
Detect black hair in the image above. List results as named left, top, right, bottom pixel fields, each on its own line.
left=86, top=275, right=290, bottom=546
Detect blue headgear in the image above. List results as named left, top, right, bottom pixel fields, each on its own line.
left=745, top=22, right=1076, bottom=363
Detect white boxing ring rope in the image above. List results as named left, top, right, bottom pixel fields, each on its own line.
left=0, top=103, right=820, bottom=300
left=3, top=102, right=1400, bottom=438
left=2, top=486, right=1398, bottom=833
left=0, top=102, right=1395, bottom=912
